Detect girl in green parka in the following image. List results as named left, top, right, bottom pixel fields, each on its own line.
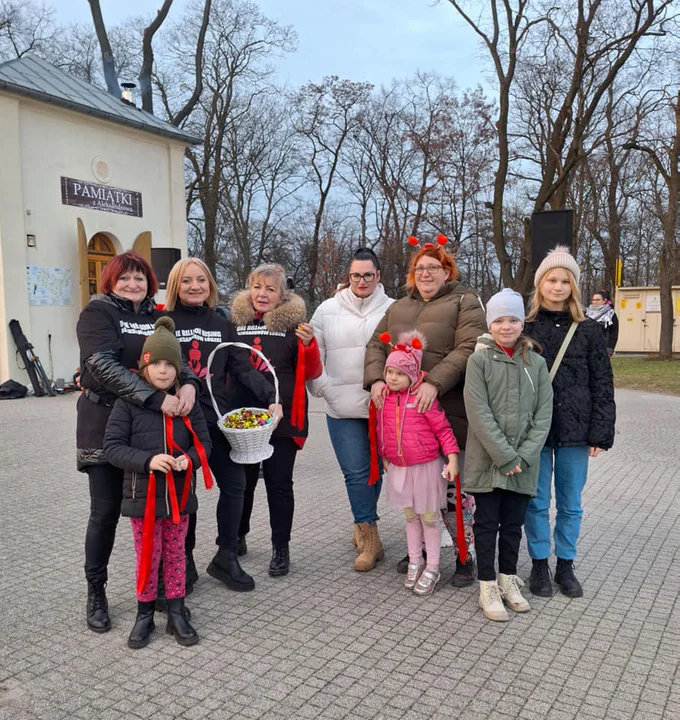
left=463, top=289, right=553, bottom=622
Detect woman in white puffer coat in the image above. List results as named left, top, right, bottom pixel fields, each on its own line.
left=309, top=248, right=393, bottom=572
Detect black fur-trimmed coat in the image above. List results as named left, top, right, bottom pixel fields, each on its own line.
left=524, top=308, right=615, bottom=450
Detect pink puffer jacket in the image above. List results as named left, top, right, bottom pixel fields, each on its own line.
left=377, top=375, right=460, bottom=466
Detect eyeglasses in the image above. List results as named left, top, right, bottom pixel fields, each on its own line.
left=414, top=265, right=444, bottom=275
left=349, top=272, right=376, bottom=282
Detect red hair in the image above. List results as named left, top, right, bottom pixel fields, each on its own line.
left=406, top=246, right=459, bottom=293
left=100, top=252, right=158, bottom=297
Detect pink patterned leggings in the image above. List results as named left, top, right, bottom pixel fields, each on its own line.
left=130, top=516, right=188, bottom=602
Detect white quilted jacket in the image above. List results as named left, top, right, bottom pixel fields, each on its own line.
left=308, top=285, right=393, bottom=419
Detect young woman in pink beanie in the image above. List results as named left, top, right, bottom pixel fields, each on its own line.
left=372, top=331, right=460, bottom=596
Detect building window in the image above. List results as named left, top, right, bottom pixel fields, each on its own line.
left=88, top=233, right=116, bottom=296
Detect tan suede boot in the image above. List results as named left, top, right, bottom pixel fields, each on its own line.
left=354, top=522, right=384, bottom=572
left=352, top=524, right=365, bottom=554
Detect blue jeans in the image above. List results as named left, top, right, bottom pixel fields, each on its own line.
left=326, top=416, right=382, bottom=524
left=525, top=446, right=590, bottom=561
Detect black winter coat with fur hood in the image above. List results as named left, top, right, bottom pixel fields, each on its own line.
left=524, top=308, right=615, bottom=449
left=227, top=291, right=320, bottom=440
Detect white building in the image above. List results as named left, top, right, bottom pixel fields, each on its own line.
left=0, top=55, right=200, bottom=386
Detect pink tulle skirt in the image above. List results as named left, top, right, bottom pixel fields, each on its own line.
left=385, top=457, right=447, bottom=515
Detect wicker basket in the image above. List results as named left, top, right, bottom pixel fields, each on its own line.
left=206, top=342, right=280, bottom=464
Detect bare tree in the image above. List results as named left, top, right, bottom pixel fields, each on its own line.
left=293, top=76, right=372, bottom=303
left=0, top=0, right=56, bottom=60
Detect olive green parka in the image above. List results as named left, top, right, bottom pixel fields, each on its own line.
left=462, top=334, right=553, bottom=497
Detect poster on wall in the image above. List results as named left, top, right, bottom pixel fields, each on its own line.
left=61, top=176, right=143, bottom=217
left=26, top=266, right=73, bottom=306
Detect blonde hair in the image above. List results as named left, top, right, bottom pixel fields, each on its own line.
left=247, top=263, right=289, bottom=299
left=164, top=258, right=219, bottom=311
left=527, top=268, right=586, bottom=323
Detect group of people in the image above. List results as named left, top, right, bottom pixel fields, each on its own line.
left=75, top=237, right=615, bottom=648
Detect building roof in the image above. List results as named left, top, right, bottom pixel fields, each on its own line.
left=0, top=54, right=201, bottom=145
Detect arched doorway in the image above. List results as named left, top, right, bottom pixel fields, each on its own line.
left=88, top=233, right=116, bottom=296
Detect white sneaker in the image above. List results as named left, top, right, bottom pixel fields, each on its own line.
left=479, top=580, right=510, bottom=622
left=498, top=573, right=531, bottom=613
left=404, top=561, right=425, bottom=590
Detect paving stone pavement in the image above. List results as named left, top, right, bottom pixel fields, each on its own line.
left=0, top=389, right=678, bottom=720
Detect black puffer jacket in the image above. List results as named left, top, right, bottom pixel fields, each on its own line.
left=76, top=294, right=200, bottom=470
left=524, top=308, right=615, bottom=449
left=103, top=398, right=212, bottom=518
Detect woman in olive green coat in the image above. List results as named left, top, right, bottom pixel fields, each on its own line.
left=463, top=289, right=552, bottom=622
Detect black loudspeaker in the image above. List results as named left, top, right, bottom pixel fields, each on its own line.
left=530, top=209, right=573, bottom=272
left=151, top=247, right=182, bottom=289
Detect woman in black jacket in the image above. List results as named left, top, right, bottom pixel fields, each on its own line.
left=229, top=263, right=322, bottom=578
left=523, top=247, right=615, bottom=599
left=164, top=258, right=282, bottom=593
left=77, top=252, right=200, bottom=633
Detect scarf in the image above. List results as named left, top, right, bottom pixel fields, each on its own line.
left=586, top=304, right=615, bottom=328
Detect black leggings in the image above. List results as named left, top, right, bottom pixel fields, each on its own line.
left=473, top=489, right=530, bottom=582
left=84, top=463, right=124, bottom=586
left=240, top=437, right=298, bottom=546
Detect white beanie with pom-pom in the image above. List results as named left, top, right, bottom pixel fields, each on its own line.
left=534, top=245, right=581, bottom=287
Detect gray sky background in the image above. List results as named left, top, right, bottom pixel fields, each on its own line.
left=50, top=0, right=488, bottom=92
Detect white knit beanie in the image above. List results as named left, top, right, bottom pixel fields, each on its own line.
left=486, top=289, right=525, bottom=327
left=534, top=245, right=581, bottom=287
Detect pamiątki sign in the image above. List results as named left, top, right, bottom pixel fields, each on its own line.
left=61, top=176, right=143, bottom=217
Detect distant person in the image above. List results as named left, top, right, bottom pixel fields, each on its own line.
left=524, top=247, right=615, bottom=599
left=308, top=247, right=393, bottom=572
left=375, top=330, right=460, bottom=596
left=104, top=318, right=212, bottom=648
left=586, top=290, right=619, bottom=357
left=463, top=290, right=552, bottom=621
left=364, top=236, right=487, bottom=587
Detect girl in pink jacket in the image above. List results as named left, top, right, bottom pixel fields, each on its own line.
left=375, top=331, right=460, bottom=596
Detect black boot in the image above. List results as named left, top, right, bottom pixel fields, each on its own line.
left=86, top=581, right=111, bottom=633
left=236, top=535, right=248, bottom=557
left=207, top=548, right=255, bottom=591
left=529, top=558, right=554, bottom=597
left=397, top=549, right=427, bottom=574
left=166, top=598, right=199, bottom=646
left=451, top=555, right=476, bottom=587
left=127, top=601, right=155, bottom=649
left=269, top=543, right=290, bottom=577
left=186, top=552, right=199, bottom=596
left=554, top=558, right=583, bottom=598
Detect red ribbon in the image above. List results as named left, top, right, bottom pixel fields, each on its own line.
left=291, top=338, right=306, bottom=431
left=454, top=473, right=468, bottom=564
left=368, top=401, right=380, bottom=486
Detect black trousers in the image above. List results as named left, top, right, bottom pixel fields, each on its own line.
left=240, top=437, right=298, bottom=546
left=473, top=488, right=531, bottom=582
left=84, top=463, right=124, bottom=586
left=209, top=423, right=246, bottom=553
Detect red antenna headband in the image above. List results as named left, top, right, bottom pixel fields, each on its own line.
left=407, top=234, right=449, bottom=250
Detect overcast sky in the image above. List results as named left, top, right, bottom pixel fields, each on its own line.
left=50, top=0, right=488, bottom=91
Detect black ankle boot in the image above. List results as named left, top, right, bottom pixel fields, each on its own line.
left=451, top=556, right=476, bottom=587
left=186, top=552, right=199, bottom=596
left=397, top=549, right=427, bottom=574
left=529, top=558, right=553, bottom=597
left=207, top=548, right=255, bottom=591
left=86, top=582, right=111, bottom=633
left=554, top=558, right=583, bottom=597
left=269, top=543, right=290, bottom=577
left=128, top=601, right=155, bottom=649
left=166, top=598, right=198, bottom=646
left=236, top=535, right=248, bottom=557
